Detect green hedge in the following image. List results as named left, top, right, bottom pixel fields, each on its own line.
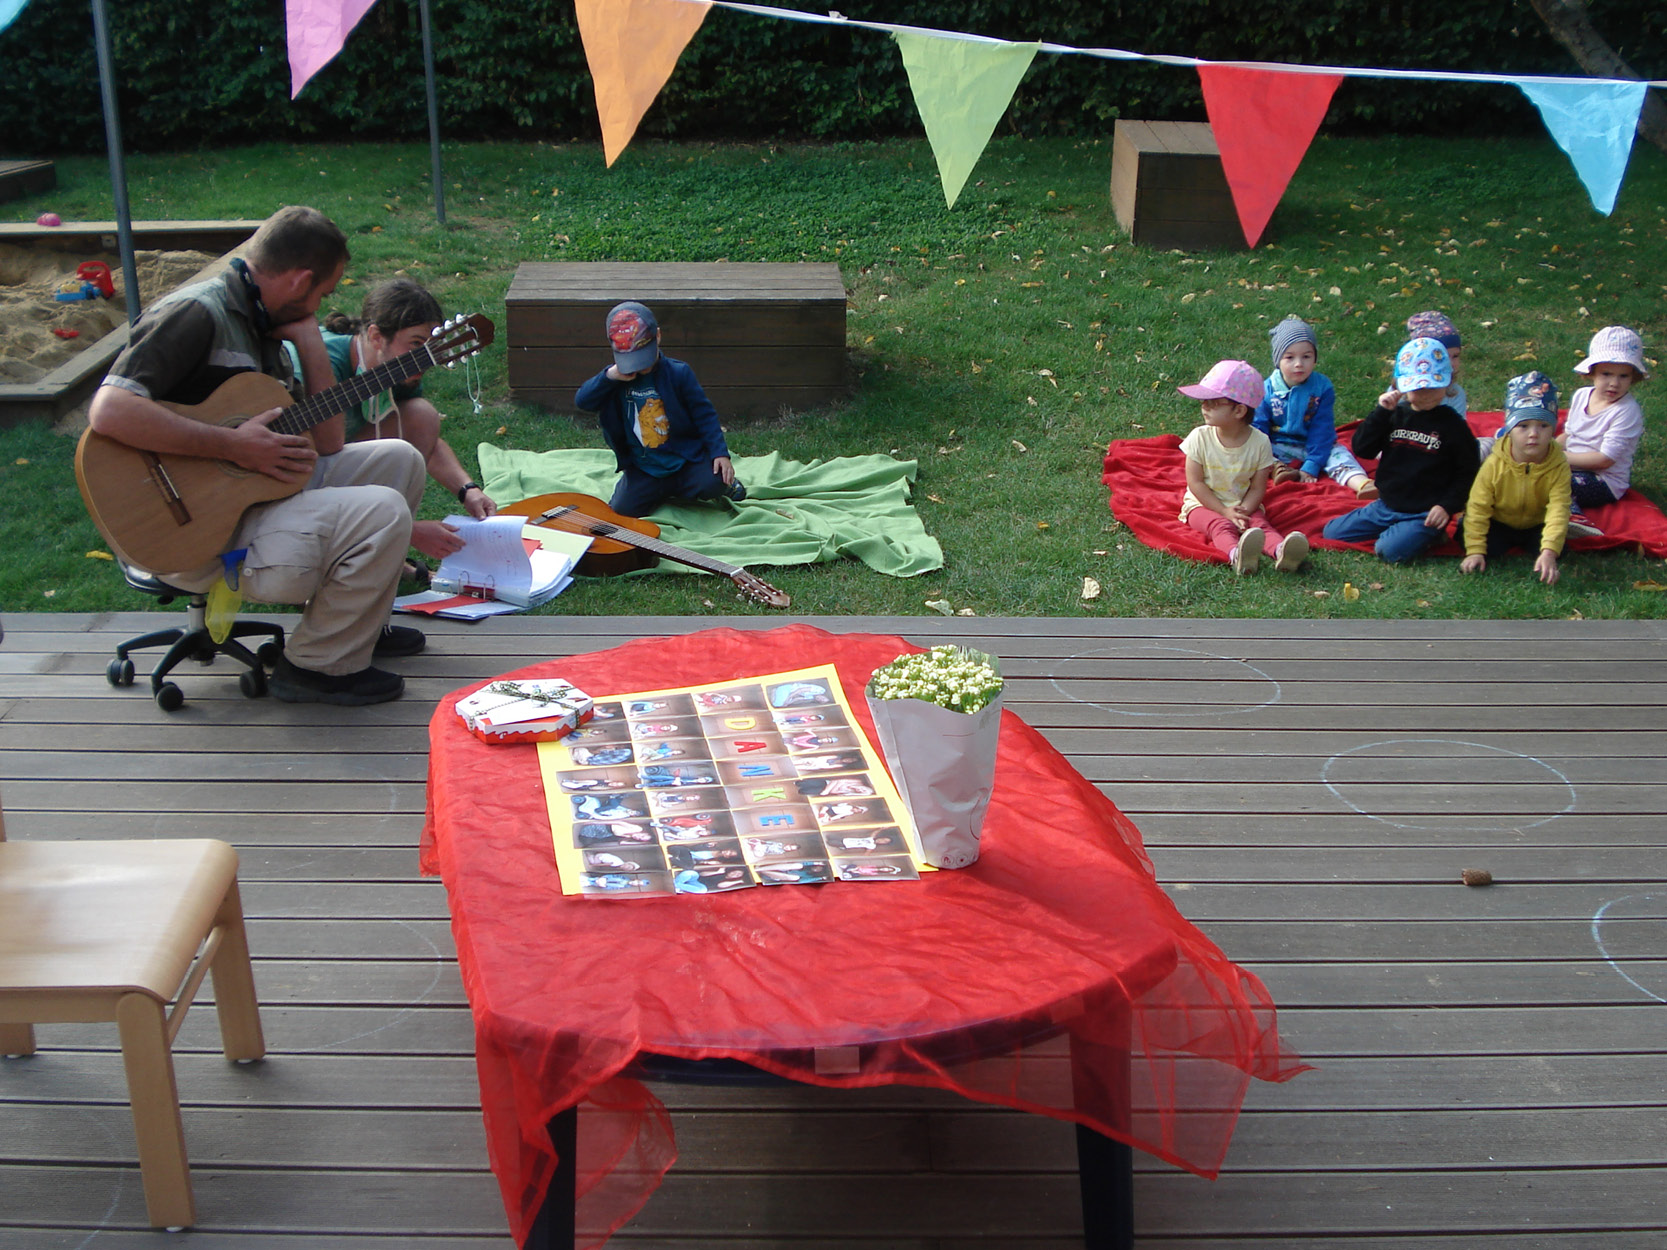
left=1, top=0, right=1662, bottom=153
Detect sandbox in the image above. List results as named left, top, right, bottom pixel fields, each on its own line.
left=0, top=220, right=262, bottom=427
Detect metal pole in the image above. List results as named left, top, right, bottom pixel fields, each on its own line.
left=418, top=0, right=446, bottom=224
left=89, top=0, right=140, bottom=325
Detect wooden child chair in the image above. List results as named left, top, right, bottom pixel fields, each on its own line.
left=0, top=790, right=265, bottom=1229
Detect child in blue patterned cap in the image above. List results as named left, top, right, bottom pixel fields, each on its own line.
left=1255, top=315, right=1377, bottom=499
left=1405, top=310, right=1467, bottom=416
left=1321, top=338, right=1479, bottom=563
left=1460, top=372, right=1572, bottom=585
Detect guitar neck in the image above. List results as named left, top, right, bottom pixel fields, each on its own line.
left=540, top=506, right=741, bottom=578
left=271, top=343, right=437, bottom=438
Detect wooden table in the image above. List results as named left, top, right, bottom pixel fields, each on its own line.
left=420, top=625, right=1301, bottom=1248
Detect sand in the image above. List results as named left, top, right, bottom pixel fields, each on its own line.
left=0, top=244, right=217, bottom=386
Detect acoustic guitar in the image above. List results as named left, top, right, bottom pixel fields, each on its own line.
left=501, top=492, right=791, bottom=609
left=75, top=314, right=494, bottom=572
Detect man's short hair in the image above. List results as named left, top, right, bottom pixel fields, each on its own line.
left=247, top=206, right=349, bottom=280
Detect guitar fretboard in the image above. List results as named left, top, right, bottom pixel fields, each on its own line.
left=271, top=342, right=440, bottom=438
left=538, top=505, right=741, bottom=578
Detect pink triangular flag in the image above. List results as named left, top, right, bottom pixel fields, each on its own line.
left=576, top=0, right=711, bottom=166
left=1197, top=64, right=1342, bottom=247
left=287, top=0, right=380, bottom=99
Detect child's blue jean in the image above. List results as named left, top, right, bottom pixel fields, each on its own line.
left=1323, top=500, right=1448, bottom=563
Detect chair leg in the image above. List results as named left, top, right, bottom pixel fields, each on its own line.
left=115, top=992, right=195, bottom=1229
left=209, top=881, right=265, bottom=1062
left=0, top=1022, right=36, bottom=1056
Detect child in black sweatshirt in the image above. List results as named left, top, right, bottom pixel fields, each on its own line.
left=1322, top=337, right=1479, bottom=563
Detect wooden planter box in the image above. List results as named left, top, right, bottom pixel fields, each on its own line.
left=1110, top=120, right=1247, bottom=252
left=506, top=262, right=849, bottom=417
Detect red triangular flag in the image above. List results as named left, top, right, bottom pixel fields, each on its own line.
left=1197, top=64, right=1342, bottom=248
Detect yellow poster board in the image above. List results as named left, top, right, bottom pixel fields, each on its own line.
left=539, top=665, right=926, bottom=897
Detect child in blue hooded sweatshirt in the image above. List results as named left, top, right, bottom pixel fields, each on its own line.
left=1255, top=315, right=1378, bottom=501
left=574, top=300, right=747, bottom=518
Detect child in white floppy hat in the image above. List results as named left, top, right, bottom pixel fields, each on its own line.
left=1559, top=324, right=1648, bottom=537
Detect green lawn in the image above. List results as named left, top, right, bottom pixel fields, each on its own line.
left=3, top=134, right=1664, bottom=619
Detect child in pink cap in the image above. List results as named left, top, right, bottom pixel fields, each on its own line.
left=1177, top=360, right=1310, bottom=574
left=1558, top=324, right=1648, bottom=536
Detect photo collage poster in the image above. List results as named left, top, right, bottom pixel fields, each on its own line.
left=538, top=665, right=928, bottom=897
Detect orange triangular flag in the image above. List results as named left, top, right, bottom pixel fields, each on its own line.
left=576, top=0, right=711, bottom=166
left=1197, top=64, right=1342, bottom=247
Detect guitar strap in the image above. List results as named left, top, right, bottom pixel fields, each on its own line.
left=228, top=258, right=274, bottom=335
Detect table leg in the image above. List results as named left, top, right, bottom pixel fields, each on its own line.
left=523, top=1105, right=578, bottom=1250
left=1075, top=1122, right=1134, bottom=1250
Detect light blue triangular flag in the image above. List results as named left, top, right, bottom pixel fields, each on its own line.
left=893, top=31, right=1040, bottom=209
left=1, top=0, right=31, bottom=35
left=1516, top=78, right=1647, bottom=216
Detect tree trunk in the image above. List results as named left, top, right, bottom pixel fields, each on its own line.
left=1528, top=0, right=1667, bottom=155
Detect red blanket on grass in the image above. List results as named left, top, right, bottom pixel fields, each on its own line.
left=1101, top=411, right=1667, bottom=563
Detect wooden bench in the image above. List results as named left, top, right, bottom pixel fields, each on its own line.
left=505, top=262, right=848, bottom=417
left=1110, top=121, right=1246, bottom=252
left=0, top=159, right=54, bottom=205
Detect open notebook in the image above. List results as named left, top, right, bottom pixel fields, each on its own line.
left=395, top=516, right=592, bottom=619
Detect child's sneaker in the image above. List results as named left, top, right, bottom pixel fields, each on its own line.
left=1274, top=531, right=1310, bottom=571
left=1353, top=477, right=1380, bottom=501
left=1270, top=464, right=1303, bottom=486
left=726, top=480, right=748, bottom=502
left=1230, top=527, right=1265, bottom=576
left=1567, top=512, right=1604, bottom=539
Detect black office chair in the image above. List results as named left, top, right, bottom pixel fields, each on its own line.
left=106, top=562, right=285, bottom=711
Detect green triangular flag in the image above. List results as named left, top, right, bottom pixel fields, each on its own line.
left=894, top=31, right=1040, bottom=209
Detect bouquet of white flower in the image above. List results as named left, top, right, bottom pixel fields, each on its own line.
left=865, top=646, right=1004, bottom=869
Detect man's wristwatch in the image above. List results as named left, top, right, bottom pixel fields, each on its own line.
left=457, top=481, right=482, bottom=502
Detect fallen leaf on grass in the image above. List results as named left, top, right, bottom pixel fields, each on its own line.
left=1012, top=439, right=1028, bottom=452
left=1081, top=577, right=1102, bottom=600
left=1416, top=599, right=1431, bottom=607
left=14, top=458, right=28, bottom=466
left=926, top=493, right=943, bottom=503
left=1369, top=582, right=1385, bottom=591
left=496, top=425, right=508, bottom=436
left=85, top=550, right=113, bottom=561
left=955, top=608, right=977, bottom=616
left=1036, top=521, right=1050, bottom=531
left=924, top=599, right=955, bottom=616
left=1632, top=580, right=1666, bottom=591
left=1312, top=590, right=1330, bottom=599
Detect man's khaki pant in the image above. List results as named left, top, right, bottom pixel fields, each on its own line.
left=170, top=440, right=426, bottom=675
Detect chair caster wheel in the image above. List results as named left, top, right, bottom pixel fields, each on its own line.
left=257, top=640, right=283, bottom=666
left=154, top=682, right=185, bottom=712
left=239, top=667, right=268, bottom=699
left=107, top=657, right=135, bottom=687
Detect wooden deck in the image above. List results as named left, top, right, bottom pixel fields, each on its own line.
left=2, top=612, right=1665, bottom=1249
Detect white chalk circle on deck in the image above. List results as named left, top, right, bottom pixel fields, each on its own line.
left=1592, top=894, right=1667, bottom=1005
left=1320, top=738, right=1577, bottom=831
left=1047, top=645, right=1283, bottom=719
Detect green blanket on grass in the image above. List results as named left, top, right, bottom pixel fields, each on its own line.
left=476, top=446, right=944, bottom=578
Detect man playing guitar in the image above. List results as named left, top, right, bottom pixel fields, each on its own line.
left=86, top=206, right=427, bottom=706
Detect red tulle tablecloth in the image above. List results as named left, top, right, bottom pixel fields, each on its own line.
left=420, top=625, right=1306, bottom=1247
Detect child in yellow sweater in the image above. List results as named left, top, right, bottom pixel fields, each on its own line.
left=1460, top=372, right=1572, bottom=586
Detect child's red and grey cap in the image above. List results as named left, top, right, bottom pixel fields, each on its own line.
left=1178, top=360, right=1264, bottom=409
left=606, top=301, right=660, bottom=373
left=1405, top=310, right=1461, bottom=350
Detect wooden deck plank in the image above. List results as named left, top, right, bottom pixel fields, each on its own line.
left=2, top=613, right=1662, bottom=1250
